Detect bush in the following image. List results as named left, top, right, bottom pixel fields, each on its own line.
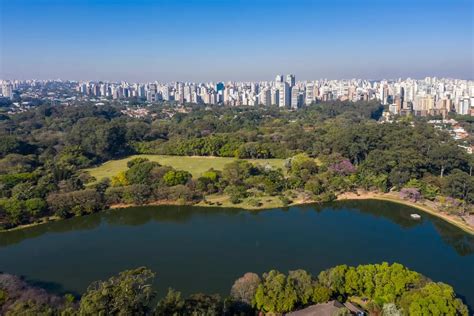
left=24, top=198, right=47, bottom=217
left=400, top=188, right=421, bottom=202
left=224, top=185, right=247, bottom=204
left=247, top=198, right=262, bottom=207
left=122, top=184, right=151, bottom=205
left=127, top=157, right=150, bottom=168
left=163, top=170, right=192, bottom=186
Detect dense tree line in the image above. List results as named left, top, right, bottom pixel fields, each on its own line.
left=0, top=101, right=472, bottom=229
left=0, top=263, right=468, bottom=315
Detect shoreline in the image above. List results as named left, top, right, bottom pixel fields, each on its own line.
left=2, top=193, right=473, bottom=235
left=337, top=192, right=474, bottom=235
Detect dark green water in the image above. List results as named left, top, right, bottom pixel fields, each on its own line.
left=1, top=200, right=473, bottom=308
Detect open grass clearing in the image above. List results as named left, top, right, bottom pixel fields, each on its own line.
left=85, top=154, right=286, bottom=181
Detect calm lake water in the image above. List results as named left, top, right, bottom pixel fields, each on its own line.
left=0, top=200, right=473, bottom=308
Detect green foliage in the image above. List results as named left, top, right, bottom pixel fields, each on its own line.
left=163, top=170, right=192, bottom=186
left=0, top=198, right=26, bottom=227
left=404, top=178, right=439, bottom=200
left=1, top=102, right=473, bottom=230
left=222, top=160, right=255, bottom=186
left=0, top=173, right=35, bottom=191
left=47, top=189, right=104, bottom=218
left=441, top=169, right=473, bottom=204
left=288, top=269, right=314, bottom=306
left=5, top=300, right=57, bottom=316
left=24, top=198, right=47, bottom=217
left=111, top=171, right=129, bottom=187
left=122, top=184, right=151, bottom=205
left=318, top=262, right=422, bottom=304
left=125, top=161, right=160, bottom=185
left=312, top=285, right=332, bottom=303
left=127, top=157, right=150, bottom=168
left=224, top=185, right=247, bottom=204
left=182, top=293, right=222, bottom=316
left=0, top=263, right=469, bottom=315
left=254, top=270, right=298, bottom=313
left=155, top=288, right=185, bottom=316
left=399, top=282, right=468, bottom=316
left=79, top=267, right=155, bottom=316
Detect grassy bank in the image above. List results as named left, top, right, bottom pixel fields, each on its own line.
left=85, top=154, right=286, bottom=181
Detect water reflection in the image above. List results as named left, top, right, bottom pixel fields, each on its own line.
left=1, top=201, right=473, bottom=256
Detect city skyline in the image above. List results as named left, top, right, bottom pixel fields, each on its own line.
left=1, top=0, right=473, bottom=82
left=4, top=74, right=473, bottom=117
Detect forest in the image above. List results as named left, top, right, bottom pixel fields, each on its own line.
left=0, top=101, right=472, bottom=229
left=0, top=262, right=468, bottom=315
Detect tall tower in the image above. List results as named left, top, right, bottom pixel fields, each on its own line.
left=286, top=74, right=295, bottom=87
left=278, top=81, right=290, bottom=108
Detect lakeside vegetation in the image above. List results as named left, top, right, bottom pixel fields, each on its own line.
left=0, top=101, right=472, bottom=232
left=0, top=262, right=468, bottom=315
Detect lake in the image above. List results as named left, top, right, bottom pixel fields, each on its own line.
left=1, top=200, right=473, bottom=308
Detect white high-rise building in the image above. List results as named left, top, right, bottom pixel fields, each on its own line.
left=305, top=82, right=314, bottom=105
left=271, top=88, right=279, bottom=106
left=278, top=81, right=290, bottom=108
left=259, top=88, right=271, bottom=106
left=291, top=87, right=301, bottom=109
left=286, top=74, right=295, bottom=87
left=1, top=83, right=13, bottom=100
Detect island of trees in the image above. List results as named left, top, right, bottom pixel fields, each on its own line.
left=0, top=101, right=472, bottom=231
left=0, top=262, right=469, bottom=315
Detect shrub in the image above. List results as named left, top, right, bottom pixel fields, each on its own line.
left=399, top=188, right=421, bottom=202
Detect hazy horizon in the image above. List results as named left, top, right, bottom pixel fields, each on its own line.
left=1, top=0, right=473, bottom=82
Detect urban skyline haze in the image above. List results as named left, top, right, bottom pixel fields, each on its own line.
left=1, top=0, right=473, bottom=82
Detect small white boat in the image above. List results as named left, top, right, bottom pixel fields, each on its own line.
left=410, top=214, right=421, bottom=219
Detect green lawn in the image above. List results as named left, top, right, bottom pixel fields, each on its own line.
left=85, top=154, right=286, bottom=181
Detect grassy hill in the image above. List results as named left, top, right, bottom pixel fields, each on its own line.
left=85, top=154, right=286, bottom=181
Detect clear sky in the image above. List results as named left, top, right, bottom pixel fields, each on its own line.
left=1, top=0, right=473, bottom=82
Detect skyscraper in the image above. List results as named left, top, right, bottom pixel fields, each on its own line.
left=305, top=82, right=314, bottom=105
left=278, top=81, right=290, bottom=108
left=286, top=74, right=295, bottom=88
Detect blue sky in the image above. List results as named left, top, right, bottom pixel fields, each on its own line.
left=1, top=0, right=473, bottom=81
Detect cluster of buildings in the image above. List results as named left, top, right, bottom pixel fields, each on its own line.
left=73, top=75, right=474, bottom=116
left=1, top=76, right=473, bottom=117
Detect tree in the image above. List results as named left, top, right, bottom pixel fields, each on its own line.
left=79, top=267, right=155, bottom=315
left=127, top=157, right=150, bottom=168
left=163, top=170, right=192, bottom=187
left=47, top=189, right=104, bottom=217
left=182, top=293, right=222, bottom=316
left=224, top=185, right=247, bottom=204
left=318, top=265, right=348, bottom=295
left=399, top=282, right=468, bottom=316
left=288, top=269, right=313, bottom=306
left=230, top=272, right=260, bottom=306
left=442, top=169, right=473, bottom=204
left=222, top=161, right=255, bottom=186
left=312, top=285, right=332, bottom=304
left=399, top=188, right=421, bottom=202
left=24, top=198, right=47, bottom=218
left=125, top=161, right=159, bottom=185
left=429, top=143, right=466, bottom=178
left=254, top=270, right=297, bottom=313
left=154, top=288, right=184, bottom=316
